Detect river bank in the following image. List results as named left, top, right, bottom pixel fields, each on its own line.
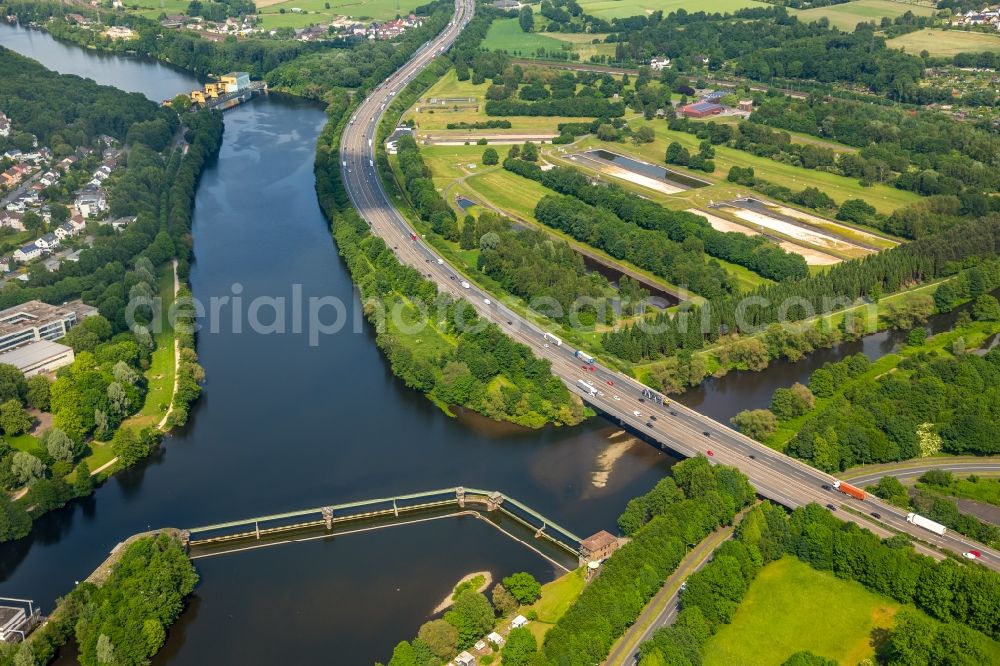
left=0, top=24, right=682, bottom=665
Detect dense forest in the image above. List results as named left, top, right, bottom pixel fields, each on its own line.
left=0, top=47, right=176, bottom=151
left=788, top=346, right=1000, bottom=470
left=602, top=216, right=1000, bottom=366
left=0, top=534, right=197, bottom=665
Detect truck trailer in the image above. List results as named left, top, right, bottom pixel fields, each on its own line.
left=832, top=480, right=866, bottom=501
left=543, top=333, right=562, bottom=347
left=575, top=350, right=595, bottom=364
left=906, top=512, right=947, bottom=536
left=577, top=379, right=598, bottom=397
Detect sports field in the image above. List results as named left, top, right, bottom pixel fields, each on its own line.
left=578, top=0, right=766, bottom=19
left=793, top=0, right=934, bottom=30
left=888, top=28, right=1000, bottom=57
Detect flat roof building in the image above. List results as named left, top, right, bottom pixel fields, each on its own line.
left=0, top=340, right=75, bottom=377
left=680, top=101, right=725, bottom=118
left=0, top=300, right=97, bottom=354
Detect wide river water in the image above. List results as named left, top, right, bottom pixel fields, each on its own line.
left=0, top=23, right=977, bottom=664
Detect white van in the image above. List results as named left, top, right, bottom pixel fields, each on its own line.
left=461, top=281, right=470, bottom=289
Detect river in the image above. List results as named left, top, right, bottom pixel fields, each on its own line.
left=0, top=23, right=981, bottom=665
left=1, top=24, right=679, bottom=664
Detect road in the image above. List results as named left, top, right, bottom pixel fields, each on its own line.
left=605, top=521, right=737, bottom=666
left=337, top=0, right=1000, bottom=572
left=843, top=458, right=1000, bottom=487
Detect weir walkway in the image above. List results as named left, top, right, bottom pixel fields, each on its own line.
left=180, top=487, right=583, bottom=563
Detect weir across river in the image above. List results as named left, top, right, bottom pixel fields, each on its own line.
left=179, top=487, right=585, bottom=563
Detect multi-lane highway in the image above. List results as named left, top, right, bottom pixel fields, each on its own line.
left=338, top=0, right=1000, bottom=573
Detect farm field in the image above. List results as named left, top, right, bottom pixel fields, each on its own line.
left=793, top=0, right=934, bottom=30
left=401, top=69, right=597, bottom=132
left=601, top=122, right=922, bottom=214
left=255, top=0, right=413, bottom=28
left=888, top=28, right=1000, bottom=57
left=578, top=0, right=767, bottom=19
left=702, top=556, right=1000, bottom=666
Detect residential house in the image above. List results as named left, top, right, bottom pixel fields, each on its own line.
left=54, top=222, right=77, bottom=240
left=486, top=632, right=504, bottom=647
left=510, top=614, right=529, bottom=629
left=650, top=56, right=671, bottom=71
left=109, top=216, right=136, bottom=232
left=35, top=233, right=59, bottom=250
left=0, top=113, right=10, bottom=138
left=13, top=243, right=41, bottom=262
left=104, top=25, right=135, bottom=40
left=0, top=212, right=23, bottom=231
left=69, top=215, right=87, bottom=234
left=74, top=189, right=107, bottom=218
left=0, top=257, right=9, bottom=273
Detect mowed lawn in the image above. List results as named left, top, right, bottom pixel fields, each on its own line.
left=793, top=0, right=934, bottom=30
left=482, top=18, right=568, bottom=54
left=124, top=263, right=176, bottom=430
left=578, top=0, right=766, bottom=19
left=704, top=556, right=899, bottom=666
left=888, top=28, right=1000, bottom=57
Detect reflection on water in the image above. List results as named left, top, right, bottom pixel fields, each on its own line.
left=586, top=149, right=711, bottom=189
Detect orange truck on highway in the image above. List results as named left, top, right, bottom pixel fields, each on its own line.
left=833, top=480, right=866, bottom=500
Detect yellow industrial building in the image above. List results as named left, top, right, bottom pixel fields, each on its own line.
left=186, top=72, right=251, bottom=105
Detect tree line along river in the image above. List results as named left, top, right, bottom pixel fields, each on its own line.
left=0, top=22, right=978, bottom=664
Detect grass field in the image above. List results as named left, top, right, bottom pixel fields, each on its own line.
left=705, top=557, right=897, bottom=665
left=603, top=122, right=921, bottom=214
left=482, top=18, right=569, bottom=55
left=124, top=263, right=176, bottom=430
left=917, top=475, right=1000, bottom=507
left=578, top=0, right=766, bottom=19
left=888, top=28, right=1000, bottom=57
left=482, top=19, right=619, bottom=60
left=255, top=0, right=415, bottom=29
left=793, top=0, right=934, bottom=30
left=402, top=69, right=598, bottom=132
left=521, top=568, right=586, bottom=644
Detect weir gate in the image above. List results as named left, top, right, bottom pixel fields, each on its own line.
left=181, top=487, right=585, bottom=565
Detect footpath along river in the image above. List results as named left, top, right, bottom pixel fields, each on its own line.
left=0, top=22, right=981, bottom=664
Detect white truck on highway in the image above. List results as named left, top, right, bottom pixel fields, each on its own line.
left=906, top=512, right=947, bottom=536
left=577, top=380, right=598, bottom=397
left=543, top=333, right=562, bottom=347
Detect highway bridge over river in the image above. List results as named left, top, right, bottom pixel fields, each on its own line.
left=338, top=0, right=1000, bottom=571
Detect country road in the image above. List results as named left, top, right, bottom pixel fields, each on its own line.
left=337, top=0, right=1000, bottom=572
